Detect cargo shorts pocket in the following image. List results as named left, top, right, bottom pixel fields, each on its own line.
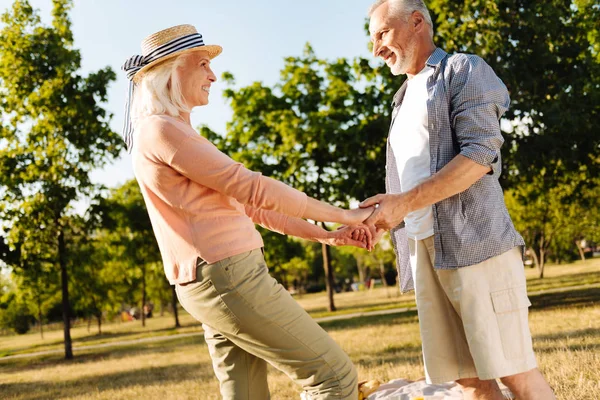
left=490, top=286, right=532, bottom=359
left=177, top=278, right=241, bottom=335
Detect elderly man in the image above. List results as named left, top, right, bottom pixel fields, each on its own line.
left=361, top=1, right=556, bottom=399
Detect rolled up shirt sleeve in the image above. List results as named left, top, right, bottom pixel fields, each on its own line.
left=450, top=55, right=509, bottom=177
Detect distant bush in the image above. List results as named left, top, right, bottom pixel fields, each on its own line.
left=0, top=302, right=34, bottom=335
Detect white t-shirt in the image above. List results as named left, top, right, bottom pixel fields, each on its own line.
left=389, top=66, right=435, bottom=240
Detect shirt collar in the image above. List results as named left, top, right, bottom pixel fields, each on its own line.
left=425, top=47, right=448, bottom=68
left=392, top=47, right=448, bottom=107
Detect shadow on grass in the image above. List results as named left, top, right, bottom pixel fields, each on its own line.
left=529, top=287, right=600, bottom=311
left=527, top=271, right=600, bottom=290
left=535, top=327, right=600, bottom=342
left=0, top=361, right=216, bottom=400
left=73, top=325, right=185, bottom=343
left=305, top=299, right=413, bottom=316
left=535, top=341, right=600, bottom=355
left=1, top=323, right=202, bottom=357
left=356, top=341, right=423, bottom=368
left=533, top=325, right=600, bottom=355
left=318, top=310, right=419, bottom=331
left=0, top=335, right=206, bottom=374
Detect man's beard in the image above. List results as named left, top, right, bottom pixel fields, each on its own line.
left=390, top=36, right=417, bottom=76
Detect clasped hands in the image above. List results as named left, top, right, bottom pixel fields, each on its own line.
left=327, top=193, right=409, bottom=251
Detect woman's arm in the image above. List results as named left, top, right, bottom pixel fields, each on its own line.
left=303, top=197, right=376, bottom=226
left=245, top=205, right=372, bottom=250
left=149, top=118, right=374, bottom=225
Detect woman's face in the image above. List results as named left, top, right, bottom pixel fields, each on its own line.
left=172, top=51, right=217, bottom=108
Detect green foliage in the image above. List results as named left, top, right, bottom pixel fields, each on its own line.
left=1, top=301, right=34, bottom=334
left=0, top=284, right=35, bottom=334
left=0, top=0, right=122, bottom=352
left=202, top=43, right=392, bottom=205
left=89, top=179, right=169, bottom=326
left=427, top=0, right=600, bottom=186
left=505, top=167, right=600, bottom=276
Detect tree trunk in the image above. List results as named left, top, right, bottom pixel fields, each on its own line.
left=39, top=310, right=44, bottom=340
left=315, top=221, right=336, bottom=311
left=58, top=228, right=73, bottom=359
left=37, top=294, right=44, bottom=340
left=378, top=259, right=392, bottom=298
left=171, top=285, right=181, bottom=328
left=575, top=240, right=586, bottom=262
left=321, top=240, right=336, bottom=312
left=97, top=313, right=102, bottom=335
left=141, top=264, right=146, bottom=327
left=538, top=242, right=546, bottom=279
left=356, top=258, right=365, bottom=286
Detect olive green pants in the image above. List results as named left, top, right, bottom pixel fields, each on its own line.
left=176, top=248, right=358, bottom=400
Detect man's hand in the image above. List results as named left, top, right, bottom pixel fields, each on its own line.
left=359, top=193, right=410, bottom=230
left=341, top=206, right=376, bottom=226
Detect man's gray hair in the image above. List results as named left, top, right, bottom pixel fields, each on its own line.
left=369, top=0, right=434, bottom=37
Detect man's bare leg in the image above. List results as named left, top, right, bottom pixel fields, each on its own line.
left=456, top=377, right=504, bottom=400
left=500, top=368, right=556, bottom=400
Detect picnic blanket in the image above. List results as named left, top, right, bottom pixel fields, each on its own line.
left=365, top=379, right=515, bottom=400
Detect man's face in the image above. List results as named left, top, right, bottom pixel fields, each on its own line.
left=369, top=3, right=417, bottom=76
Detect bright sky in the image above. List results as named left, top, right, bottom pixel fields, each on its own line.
left=0, top=0, right=381, bottom=190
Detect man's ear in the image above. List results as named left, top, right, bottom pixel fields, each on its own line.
left=411, top=11, right=425, bottom=31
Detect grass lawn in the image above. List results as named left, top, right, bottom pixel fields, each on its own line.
left=0, top=258, right=599, bottom=399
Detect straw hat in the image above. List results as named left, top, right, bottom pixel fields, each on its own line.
left=124, top=24, right=222, bottom=84
left=120, top=24, right=222, bottom=152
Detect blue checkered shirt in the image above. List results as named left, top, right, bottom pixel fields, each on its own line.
left=386, top=48, right=525, bottom=293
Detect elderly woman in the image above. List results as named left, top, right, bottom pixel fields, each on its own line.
left=122, top=25, right=371, bottom=400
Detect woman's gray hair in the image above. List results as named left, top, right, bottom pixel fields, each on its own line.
left=131, top=55, right=191, bottom=128
left=368, top=0, right=434, bottom=37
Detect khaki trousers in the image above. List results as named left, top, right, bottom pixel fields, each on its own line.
left=176, top=249, right=358, bottom=399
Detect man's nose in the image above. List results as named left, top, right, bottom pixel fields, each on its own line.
left=373, top=42, right=386, bottom=58
left=372, top=41, right=381, bottom=57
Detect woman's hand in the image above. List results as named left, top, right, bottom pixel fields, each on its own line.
left=324, top=225, right=372, bottom=250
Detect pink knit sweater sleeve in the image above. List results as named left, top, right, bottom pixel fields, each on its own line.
left=244, top=205, right=328, bottom=242
left=150, top=117, right=308, bottom=218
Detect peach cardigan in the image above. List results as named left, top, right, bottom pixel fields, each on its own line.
left=132, top=115, right=309, bottom=284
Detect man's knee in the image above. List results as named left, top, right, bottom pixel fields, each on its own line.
left=456, top=377, right=488, bottom=388
left=499, top=368, right=540, bottom=388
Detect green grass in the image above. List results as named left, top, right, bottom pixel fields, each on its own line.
left=1, top=257, right=598, bottom=358
left=0, top=297, right=598, bottom=399
left=0, top=258, right=598, bottom=399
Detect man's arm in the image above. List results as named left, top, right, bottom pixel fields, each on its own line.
left=361, top=55, right=508, bottom=231
left=361, top=155, right=489, bottom=230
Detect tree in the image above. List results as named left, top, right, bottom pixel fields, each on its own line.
left=337, top=232, right=396, bottom=294
left=17, top=260, right=59, bottom=338
left=201, top=44, right=392, bottom=311
left=0, top=0, right=122, bottom=358
left=505, top=167, right=599, bottom=277
left=428, top=0, right=600, bottom=186
left=91, top=180, right=166, bottom=328
left=259, top=227, right=306, bottom=291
